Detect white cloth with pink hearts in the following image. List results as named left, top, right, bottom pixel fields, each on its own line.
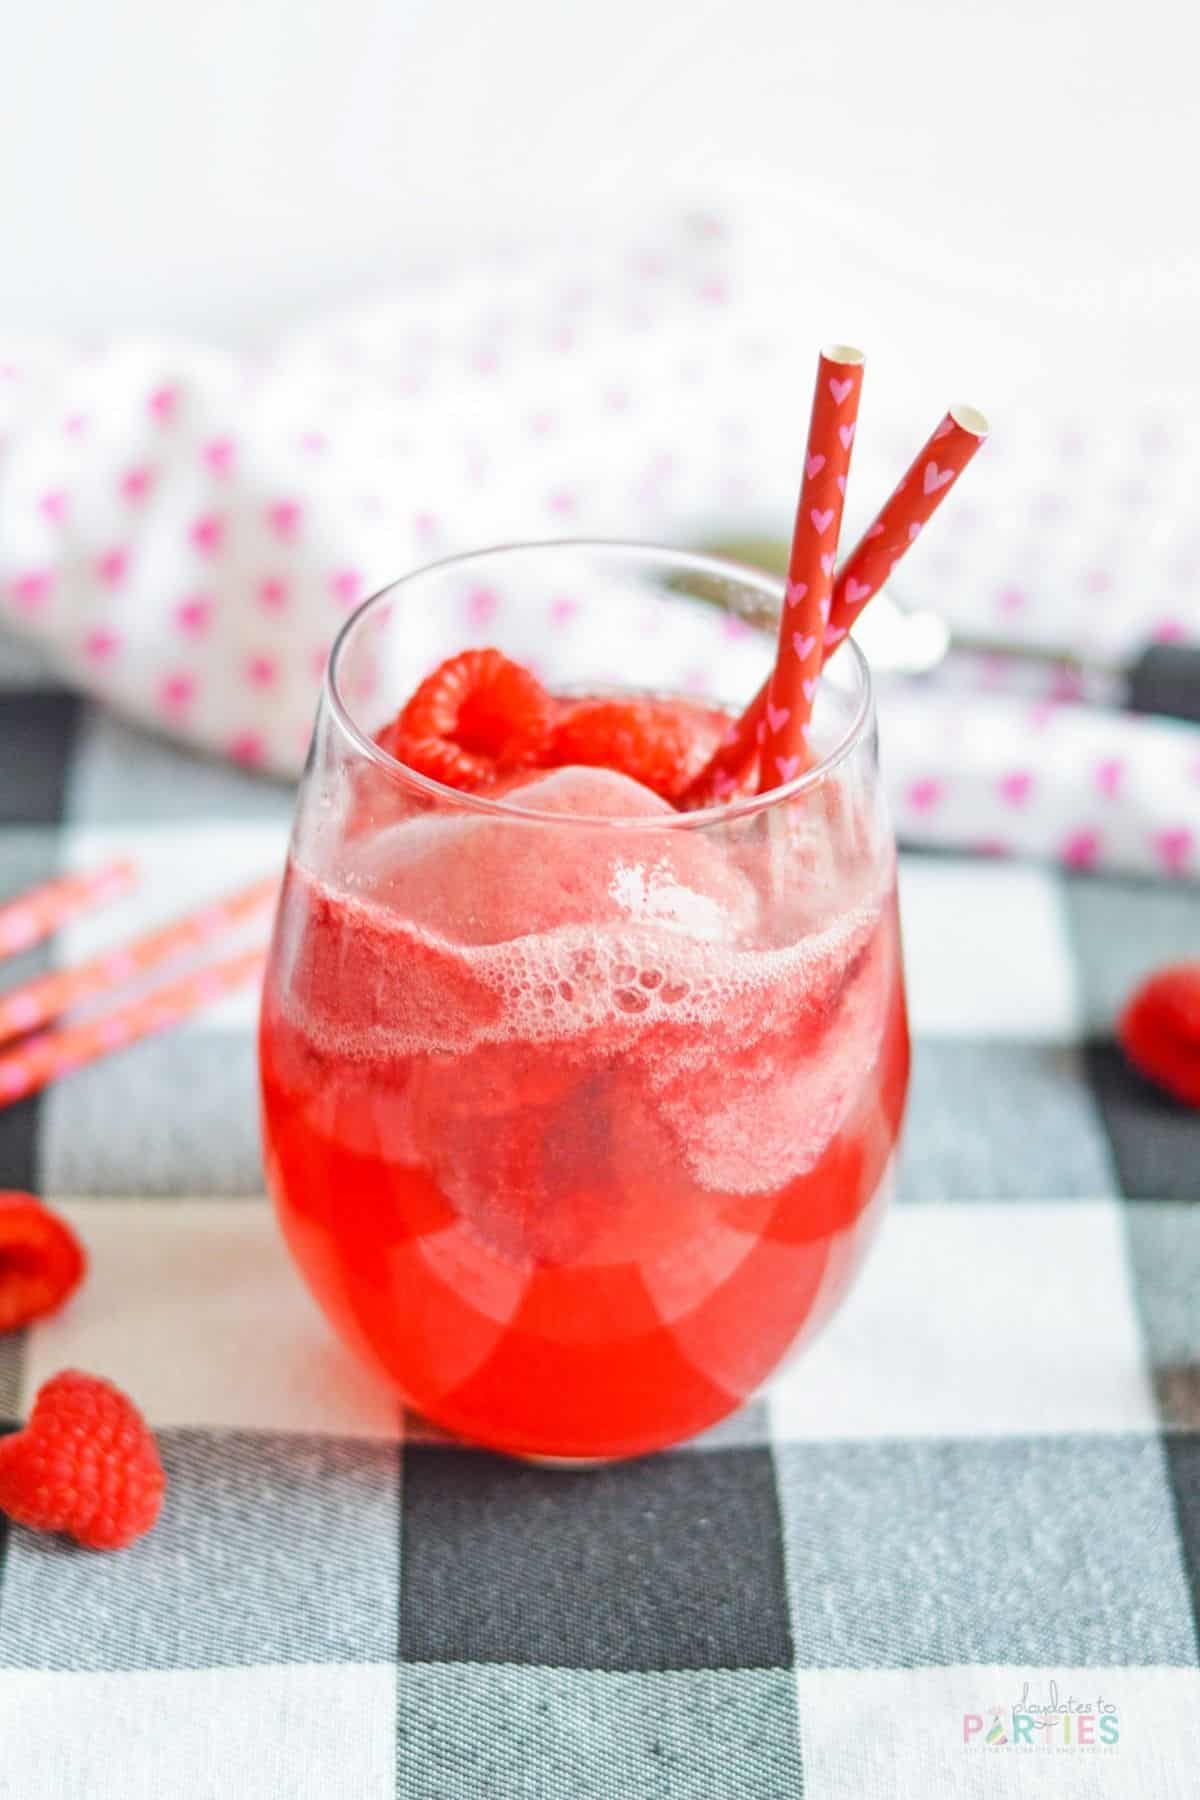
left=1, top=222, right=1198, bottom=880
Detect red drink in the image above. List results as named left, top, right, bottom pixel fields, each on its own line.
left=260, top=754, right=909, bottom=1460
left=259, top=542, right=911, bottom=1459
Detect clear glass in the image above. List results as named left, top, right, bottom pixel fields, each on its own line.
left=258, top=542, right=910, bottom=1460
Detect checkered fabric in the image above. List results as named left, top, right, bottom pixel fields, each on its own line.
left=1, top=628, right=1198, bottom=1799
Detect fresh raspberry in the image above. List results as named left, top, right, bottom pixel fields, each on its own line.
left=0, top=1369, right=165, bottom=1550
left=1118, top=962, right=1200, bottom=1108
left=549, top=697, right=727, bottom=803
left=376, top=732, right=496, bottom=793
left=379, top=649, right=558, bottom=791
left=0, top=1192, right=87, bottom=1334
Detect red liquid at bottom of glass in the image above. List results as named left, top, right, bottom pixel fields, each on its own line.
left=260, top=870, right=909, bottom=1460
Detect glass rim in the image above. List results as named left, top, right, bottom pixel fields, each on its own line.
left=324, top=538, right=875, bottom=831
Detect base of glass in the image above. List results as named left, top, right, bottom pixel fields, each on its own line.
left=516, top=1453, right=614, bottom=1469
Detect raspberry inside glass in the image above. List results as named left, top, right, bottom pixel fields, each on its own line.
left=379, top=648, right=558, bottom=790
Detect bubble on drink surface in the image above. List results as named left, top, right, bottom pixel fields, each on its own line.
left=647, top=918, right=891, bottom=1193
left=278, top=764, right=894, bottom=1192
left=287, top=859, right=880, bottom=1069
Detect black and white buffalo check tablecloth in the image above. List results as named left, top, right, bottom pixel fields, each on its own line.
left=1, top=630, right=1199, bottom=1799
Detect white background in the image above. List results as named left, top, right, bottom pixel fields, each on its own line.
left=2, top=0, right=1198, bottom=380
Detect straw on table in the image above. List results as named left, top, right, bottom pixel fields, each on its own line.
left=0, top=861, right=137, bottom=960
left=0, top=875, right=277, bottom=1046
left=0, top=948, right=267, bottom=1107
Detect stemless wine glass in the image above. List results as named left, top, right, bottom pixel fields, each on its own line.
left=259, top=542, right=910, bottom=1461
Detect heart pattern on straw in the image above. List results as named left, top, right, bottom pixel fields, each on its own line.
left=758, top=347, right=865, bottom=793
left=0, top=876, right=275, bottom=1045
left=687, top=401, right=989, bottom=809
left=0, top=863, right=136, bottom=962
left=0, top=949, right=266, bottom=1106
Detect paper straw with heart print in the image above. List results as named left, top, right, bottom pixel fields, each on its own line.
left=0, top=948, right=267, bottom=1108
left=0, top=875, right=277, bottom=1046
left=756, top=346, right=865, bottom=793
left=686, top=402, right=989, bottom=805
left=822, top=402, right=989, bottom=648
left=0, top=861, right=138, bottom=960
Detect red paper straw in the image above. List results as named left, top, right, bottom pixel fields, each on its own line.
left=0, top=875, right=277, bottom=1046
left=0, top=861, right=137, bottom=960
left=822, top=402, right=989, bottom=650
left=757, top=346, right=865, bottom=792
left=0, top=948, right=267, bottom=1108
left=687, top=402, right=989, bottom=804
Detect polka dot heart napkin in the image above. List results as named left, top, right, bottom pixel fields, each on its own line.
left=1, top=219, right=1197, bottom=879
